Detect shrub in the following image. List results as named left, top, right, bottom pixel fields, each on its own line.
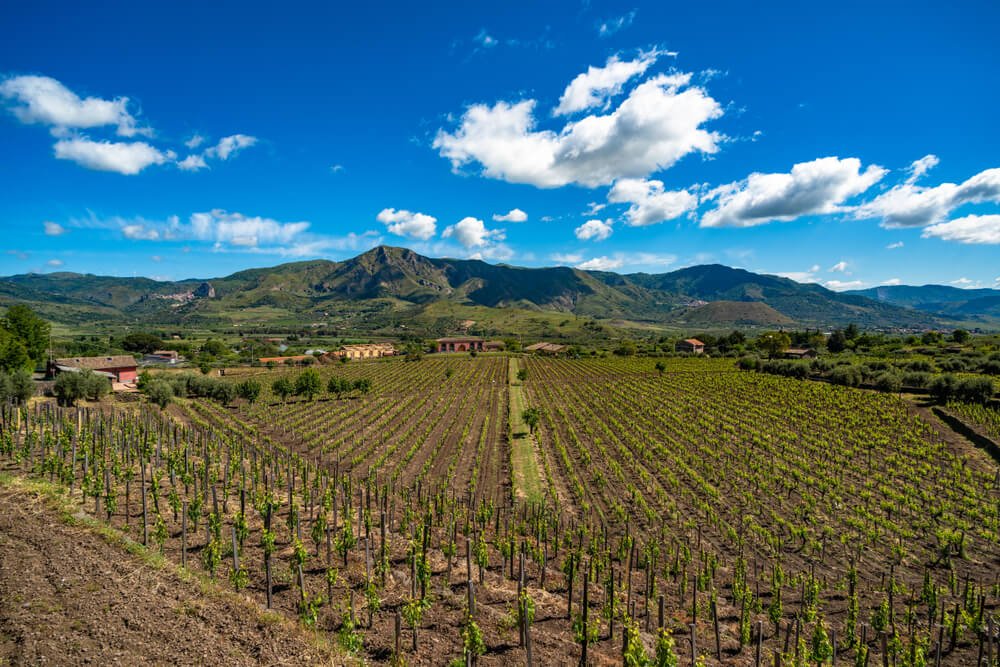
left=901, top=371, right=931, bottom=388
left=929, top=374, right=958, bottom=403
left=145, top=379, right=174, bottom=409
left=954, top=377, right=994, bottom=405
left=829, top=365, right=863, bottom=387
left=874, top=372, right=903, bottom=393
left=737, top=356, right=760, bottom=371
left=53, top=370, right=108, bottom=407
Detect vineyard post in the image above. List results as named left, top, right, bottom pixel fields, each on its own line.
left=181, top=500, right=187, bottom=569
left=712, top=595, right=721, bottom=660
left=124, top=475, right=130, bottom=527
left=231, top=525, right=239, bottom=576
left=394, top=610, right=401, bottom=662
left=880, top=631, right=888, bottom=667
left=265, top=505, right=273, bottom=609
left=986, top=616, right=993, bottom=667
left=581, top=568, right=589, bottom=666
left=755, top=620, right=763, bottom=667
left=831, top=629, right=836, bottom=665
left=690, top=622, right=697, bottom=666
left=140, top=461, right=149, bottom=546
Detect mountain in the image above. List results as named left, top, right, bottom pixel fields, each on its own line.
left=0, top=246, right=943, bottom=331
left=846, top=285, right=1000, bottom=321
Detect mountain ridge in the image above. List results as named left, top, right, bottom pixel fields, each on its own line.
left=0, top=246, right=954, bottom=330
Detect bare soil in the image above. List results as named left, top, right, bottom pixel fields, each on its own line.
left=0, top=481, right=337, bottom=666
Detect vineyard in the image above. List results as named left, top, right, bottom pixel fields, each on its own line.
left=1, top=354, right=998, bottom=665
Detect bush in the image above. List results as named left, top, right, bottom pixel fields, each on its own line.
left=760, top=360, right=809, bottom=379
left=829, top=365, right=863, bottom=387
left=874, top=372, right=903, bottom=393
left=53, top=370, right=108, bottom=407
left=295, top=368, right=322, bottom=400
left=737, top=356, right=760, bottom=371
left=145, top=380, right=174, bottom=409
left=901, top=371, right=931, bottom=388
left=235, top=379, right=262, bottom=404
left=211, top=381, right=237, bottom=405
left=954, top=377, right=994, bottom=405
left=7, top=370, right=34, bottom=404
left=929, top=374, right=958, bottom=403
left=938, top=358, right=969, bottom=373
left=979, top=361, right=1000, bottom=376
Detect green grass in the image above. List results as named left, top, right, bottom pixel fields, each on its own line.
left=508, top=357, right=544, bottom=505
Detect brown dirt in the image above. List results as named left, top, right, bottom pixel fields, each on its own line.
left=0, top=481, right=339, bottom=667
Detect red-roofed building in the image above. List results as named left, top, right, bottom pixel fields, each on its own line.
left=675, top=339, right=705, bottom=354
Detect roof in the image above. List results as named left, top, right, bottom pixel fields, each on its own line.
left=784, top=348, right=816, bottom=355
left=680, top=339, right=705, bottom=346
left=436, top=336, right=483, bottom=343
left=54, top=365, right=115, bottom=378
left=55, top=355, right=137, bottom=370
left=259, top=355, right=313, bottom=363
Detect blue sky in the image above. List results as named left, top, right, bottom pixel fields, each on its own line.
left=2, top=0, right=999, bottom=291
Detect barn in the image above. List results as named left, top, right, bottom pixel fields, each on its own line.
left=675, top=339, right=705, bottom=354
left=436, top=337, right=484, bottom=352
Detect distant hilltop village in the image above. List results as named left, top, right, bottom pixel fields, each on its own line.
left=150, top=281, right=216, bottom=305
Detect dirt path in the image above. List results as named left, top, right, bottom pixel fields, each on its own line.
left=508, top=357, right=544, bottom=505
left=0, top=477, right=339, bottom=667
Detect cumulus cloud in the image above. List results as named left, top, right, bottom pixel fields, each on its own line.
left=906, top=154, right=939, bottom=184
left=434, top=71, right=723, bottom=188
left=122, top=223, right=163, bottom=240
left=881, top=278, right=902, bottom=286
left=824, top=279, right=866, bottom=291
left=177, top=154, right=208, bottom=171
left=184, top=134, right=205, bottom=149
left=492, top=208, right=527, bottom=223
left=597, top=10, right=637, bottom=37
left=829, top=260, right=849, bottom=273
left=608, top=177, right=697, bottom=226
left=576, top=252, right=676, bottom=272
left=886, top=241, right=904, bottom=249
left=702, top=157, right=886, bottom=228
left=554, top=52, right=659, bottom=116
left=205, top=134, right=257, bottom=160
left=577, top=256, right=623, bottom=271
left=0, top=74, right=145, bottom=136
left=376, top=208, right=438, bottom=240
left=775, top=265, right=821, bottom=283
left=922, top=214, right=1000, bottom=244
left=46, top=259, right=64, bottom=268
left=190, top=209, right=308, bottom=248
left=43, top=221, right=66, bottom=236
left=854, top=166, right=1000, bottom=227
left=574, top=219, right=614, bottom=241
left=53, top=137, right=172, bottom=174
left=442, top=217, right=505, bottom=249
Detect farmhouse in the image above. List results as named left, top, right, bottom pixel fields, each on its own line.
left=51, top=355, right=138, bottom=382
left=338, top=343, right=396, bottom=360
left=436, top=336, right=484, bottom=352
left=483, top=341, right=505, bottom=352
left=781, top=348, right=818, bottom=359
left=524, top=342, right=568, bottom=355
left=141, top=350, right=183, bottom=365
left=675, top=339, right=705, bottom=354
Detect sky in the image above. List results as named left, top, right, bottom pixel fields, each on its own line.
left=1, top=0, right=999, bottom=291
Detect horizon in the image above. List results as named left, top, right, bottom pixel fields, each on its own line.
left=2, top=1, right=998, bottom=291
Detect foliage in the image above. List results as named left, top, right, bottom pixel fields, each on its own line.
left=295, top=368, right=322, bottom=400
left=53, top=369, right=109, bottom=406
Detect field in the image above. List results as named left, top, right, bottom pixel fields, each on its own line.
left=1, top=354, right=998, bottom=665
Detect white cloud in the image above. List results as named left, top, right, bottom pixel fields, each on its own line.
left=330, top=164, right=345, bottom=173
left=474, top=29, right=497, bottom=48
left=922, top=214, right=1000, bottom=244
left=576, top=252, right=676, bottom=272
left=950, top=277, right=978, bottom=288
left=205, top=134, right=257, bottom=160
left=190, top=210, right=308, bottom=248
left=881, top=278, right=902, bottom=286
left=702, top=157, right=886, bottom=227
left=583, top=201, right=606, bottom=216
left=151, top=255, right=162, bottom=263
left=177, top=154, right=208, bottom=171
left=492, top=208, right=527, bottom=223
left=855, top=166, right=1000, bottom=227
left=824, top=279, right=866, bottom=291
left=46, top=258, right=64, bottom=268
left=434, top=71, right=723, bottom=188
left=597, top=10, right=637, bottom=37
left=442, top=217, right=504, bottom=249
left=376, top=208, right=438, bottom=240
left=551, top=252, right=583, bottom=265
left=608, top=177, right=697, bottom=226
left=43, top=221, right=66, bottom=236
left=905, top=154, right=939, bottom=184
left=775, top=265, right=821, bottom=283
left=574, top=219, right=614, bottom=241
left=577, top=256, right=623, bottom=271
left=122, top=223, right=163, bottom=240
left=828, top=260, right=849, bottom=273
left=184, top=134, right=204, bottom=149
left=0, top=75, right=144, bottom=136
left=554, top=52, right=659, bottom=116
left=886, top=241, right=904, bottom=249
left=53, top=137, right=171, bottom=175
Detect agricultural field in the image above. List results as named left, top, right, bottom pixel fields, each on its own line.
left=1, top=354, right=998, bottom=665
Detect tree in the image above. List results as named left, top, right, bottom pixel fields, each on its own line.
left=0, top=331, right=30, bottom=373
left=200, top=339, right=228, bottom=357
left=53, top=370, right=108, bottom=407
left=826, top=329, right=848, bottom=353
left=7, top=370, right=33, bottom=404
left=295, top=368, right=322, bottom=400
left=211, top=381, right=237, bottom=405
left=654, top=361, right=666, bottom=376
left=757, top=331, right=791, bottom=359
left=951, top=329, right=971, bottom=344
left=272, top=377, right=294, bottom=402
left=517, top=368, right=528, bottom=382
left=236, top=379, right=262, bottom=404
left=121, top=332, right=163, bottom=354
left=522, top=407, right=541, bottom=434
left=614, top=339, right=637, bottom=356
left=353, top=377, right=372, bottom=395
left=328, top=376, right=350, bottom=398
left=2, top=304, right=50, bottom=366
left=145, top=379, right=174, bottom=409
left=844, top=323, right=860, bottom=341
